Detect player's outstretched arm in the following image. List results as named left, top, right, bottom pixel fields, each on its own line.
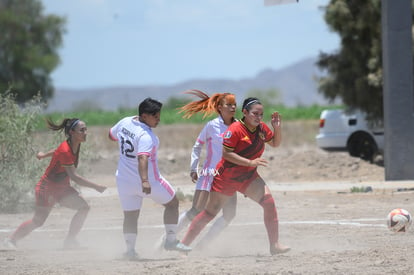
left=222, top=147, right=268, bottom=167
left=37, top=149, right=55, bottom=160
left=64, top=165, right=107, bottom=193
left=267, top=111, right=282, bottom=148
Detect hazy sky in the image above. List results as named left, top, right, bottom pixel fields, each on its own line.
left=41, top=0, right=339, bottom=89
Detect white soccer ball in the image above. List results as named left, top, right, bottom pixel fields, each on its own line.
left=387, top=208, right=412, bottom=232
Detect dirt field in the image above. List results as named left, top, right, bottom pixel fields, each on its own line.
left=1, top=121, right=414, bottom=274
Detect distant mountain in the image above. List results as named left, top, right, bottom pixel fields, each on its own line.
left=45, top=56, right=332, bottom=113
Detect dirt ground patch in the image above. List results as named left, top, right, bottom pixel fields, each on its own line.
left=1, top=121, right=414, bottom=274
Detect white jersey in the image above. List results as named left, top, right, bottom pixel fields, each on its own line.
left=190, top=116, right=231, bottom=191
left=109, top=116, right=175, bottom=210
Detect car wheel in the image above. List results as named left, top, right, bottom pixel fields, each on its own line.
left=347, top=133, right=378, bottom=162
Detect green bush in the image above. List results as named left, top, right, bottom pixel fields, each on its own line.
left=350, top=186, right=373, bottom=193
left=0, top=92, right=46, bottom=213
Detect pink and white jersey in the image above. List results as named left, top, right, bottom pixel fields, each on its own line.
left=109, top=116, right=161, bottom=184
left=190, top=116, right=231, bottom=191
left=110, top=116, right=175, bottom=210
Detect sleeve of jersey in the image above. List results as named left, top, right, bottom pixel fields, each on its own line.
left=262, top=123, right=274, bottom=142
left=222, top=124, right=239, bottom=151
left=137, top=133, right=152, bottom=156
left=58, top=147, right=75, bottom=167
left=190, top=123, right=208, bottom=172
left=109, top=121, right=121, bottom=141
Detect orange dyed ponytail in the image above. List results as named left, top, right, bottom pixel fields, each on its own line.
left=179, top=89, right=235, bottom=119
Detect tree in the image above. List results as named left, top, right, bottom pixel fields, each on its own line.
left=317, top=0, right=386, bottom=120
left=0, top=0, right=65, bottom=104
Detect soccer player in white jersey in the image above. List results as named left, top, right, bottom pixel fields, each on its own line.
left=109, top=97, right=191, bottom=260
left=174, top=90, right=238, bottom=248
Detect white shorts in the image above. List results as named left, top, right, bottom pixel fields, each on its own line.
left=116, top=175, right=176, bottom=211
left=195, top=174, right=215, bottom=192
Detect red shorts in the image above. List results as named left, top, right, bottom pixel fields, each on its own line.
left=211, top=170, right=259, bottom=196
left=35, top=180, right=78, bottom=207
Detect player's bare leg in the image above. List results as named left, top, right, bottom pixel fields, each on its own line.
left=59, top=194, right=90, bottom=249
left=196, top=193, right=237, bottom=250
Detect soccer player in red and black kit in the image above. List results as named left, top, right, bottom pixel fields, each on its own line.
left=181, top=97, right=290, bottom=255
left=4, top=118, right=106, bottom=250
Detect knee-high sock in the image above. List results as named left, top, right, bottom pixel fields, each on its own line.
left=181, top=210, right=215, bottom=246
left=259, top=194, right=279, bottom=245
left=124, top=233, right=137, bottom=252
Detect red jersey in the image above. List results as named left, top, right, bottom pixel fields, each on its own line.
left=40, top=140, right=79, bottom=185
left=214, top=120, right=273, bottom=185
left=35, top=140, right=79, bottom=206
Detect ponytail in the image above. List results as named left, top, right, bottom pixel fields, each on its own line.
left=46, top=117, right=80, bottom=137
left=179, top=89, right=235, bottom=119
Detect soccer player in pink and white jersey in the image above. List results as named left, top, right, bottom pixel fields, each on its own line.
left=174, top=90, right=238, bottom=249
left=109, top=98, right=191, bottom=260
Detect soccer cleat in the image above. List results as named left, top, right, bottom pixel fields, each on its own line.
left=164, top=239, right=192, bottom=253
left=3, top=237, right=17, bottom=250
left=123, top=250, right=139, bottom=261
left=270, top=243, right=291, bottom=255
left=63, top=237, right=81, bottom=250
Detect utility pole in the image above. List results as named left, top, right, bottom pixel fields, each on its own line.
left=381, top=0, right=414, bottom=180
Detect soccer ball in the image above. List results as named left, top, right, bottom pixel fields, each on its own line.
left=387, top=208, right=412, bottom=232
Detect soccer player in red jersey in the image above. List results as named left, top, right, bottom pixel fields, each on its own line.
left=181, top=97, right=290, bottom=255
left=4, top=118, right=107, bottom=250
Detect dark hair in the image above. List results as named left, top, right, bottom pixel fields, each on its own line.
left=46, top=117, right=81, bottom=137
left=242, top=97, right=262, bottom=111
left=138, top=98, right=162, bottom=116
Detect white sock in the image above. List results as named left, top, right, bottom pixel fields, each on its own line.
left=164, top=224, right=178, bottom=242
left=156, top=215, right=186, bottom=247
left=124, top=233, right=137, bottom=252
left=177, top=211, right=192, bottom=233
left=198, top=216, right=228, bottom=247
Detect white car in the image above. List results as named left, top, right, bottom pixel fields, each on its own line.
left=316, top=109, right=384, bottom=161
